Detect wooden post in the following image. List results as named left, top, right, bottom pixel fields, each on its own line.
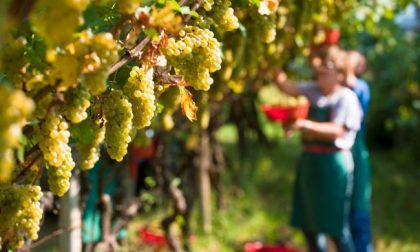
left=59, top=173, right=82, bottom=252
left=198, top=131, right=212, bottom=234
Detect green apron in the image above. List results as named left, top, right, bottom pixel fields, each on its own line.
left=291, top=104, right=353, bottom=237
left=350, top=131, right=371, bottom=211
left=82, top=163, right=127, bottom=243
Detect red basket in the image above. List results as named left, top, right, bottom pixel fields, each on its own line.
left=244, top=242, right=301, bottom=252
left=261, top=103, right=309, bottom=123
left=138, top=227, right=196, bottom=248
left=139, top=227, right=167, bottom=247
left=325, top=28, right=340, bottom=45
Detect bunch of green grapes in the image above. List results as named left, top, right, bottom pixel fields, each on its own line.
left=37, top=113, right=75, bottom=196
left=206, top=0, right=239, bottom=31
left=0, top=86, right=35, bottom=150
left=33, top=92, right=53, bottom=120
left=0, top=37, right=27, bottom=87
left=0, top=85, right=35, bottom=183
left=237, top=10, right=275, bottom=77
left=103, top=89, right=133, bottom=161
left=0, top=184, right=43, bottom=250
left=50, top=31, right=118, bottom=94
left=84, top=71, right=109, bottom=95
left=0, top=150, right=14, bottom=185
left=25, top=70, right=49, bottom=92
left=29, top=0, right=89, bottom=47
left=124, top=66, right=156, bottom=129
left=50, top=49, right=82, bottom=91
left=64, top=86, right=91, bottom=123
left=251, top=11, right=277, bottom=43
left=77, top=118, right=105, bottom=170
left=164, top=26, right=222, bottom=91
left=202, top=0, right=214, bottom=11
left=82, top=32, right=119, bottom=95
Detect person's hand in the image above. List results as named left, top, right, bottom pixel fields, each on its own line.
left=294, top=118, right=308, bottom=130
left=282, top=118, right=303, bottom=137
left=282, top=121, right=295, bottom=138
left=282, top=119, right=312, bottom=138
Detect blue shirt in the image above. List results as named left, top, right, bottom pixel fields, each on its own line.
left=352, top=78, right=370, bottom=134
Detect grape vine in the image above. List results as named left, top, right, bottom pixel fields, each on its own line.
left=0, top=0, right=388, bottom=249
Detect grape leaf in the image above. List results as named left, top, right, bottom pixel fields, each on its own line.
left=179, top=85, right=197, bottom=121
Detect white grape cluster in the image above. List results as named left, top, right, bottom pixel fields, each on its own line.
left=206, top=0, right=239, bottom=31
left=252, top=11, right=277, bottom=43
left=77, top=118, right=105, bottom=170
left=64, top=86, right=91, bottom=123
left=0, top=37, right=27, bottom=87
left=50, top=50, right=82, bottom=91
left=37, top=113, right=75, bottom=196
left=164, top=26, right=222, bottom=91
left=124, top=66, right=156, bottom=129
left=104, top=89, right=133, bottom=161
left=33, top=93, right=53, bottom=120
left=0, top=85, right=35, bottom=183
left=203, top=0, right=215, bottom=11
left=0, top=184, right=43, bottom=250
left=29, top=0, right=89, bottom=46
left=82, top=32, right=119, bottom=95
left=49, top=31, right=118, bottom=94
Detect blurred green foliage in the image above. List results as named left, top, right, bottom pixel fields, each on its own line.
left=341, top=6, right=420, bottom=157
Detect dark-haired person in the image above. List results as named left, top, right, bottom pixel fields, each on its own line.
left=276, top=46, right=361, bottom=252
left=345, top=50, right=373, bottom=252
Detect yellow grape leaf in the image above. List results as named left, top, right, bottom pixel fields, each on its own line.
left=179, top=85, right=197, bottom=121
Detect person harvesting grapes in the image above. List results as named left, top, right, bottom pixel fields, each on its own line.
left=345, top=50, right=373, bottom=252
left=275, top=46, right=362, bottom=252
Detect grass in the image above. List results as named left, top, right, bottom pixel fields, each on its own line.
left=184, top=122, right=420, bottom=252
left=370, top=151, right=420, bottom=251
left=34, top=120, right=420, bottom=252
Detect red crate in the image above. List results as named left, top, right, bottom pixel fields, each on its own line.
left=325, top=28, right=340, bottom=45
left=138, top=227, right=196, bottom=248
left=244, top=242, right=301, bottom=252
left=139, top=227, right=167, bottom=248
left=261, top=103, right=309, bottom=123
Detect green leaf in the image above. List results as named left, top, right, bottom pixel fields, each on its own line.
left=189, top=10, right=199, bottom=18
left=17, top=135, right=28, bottom=163
left=169, top=0, right=181, bottom=11
left=70, top=120, right=95, bottom=145
left=251, top=0, right=260, bottom=6
left=144, top=28, right=158, bottom=39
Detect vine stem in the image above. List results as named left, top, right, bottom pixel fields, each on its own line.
left=184, top=0, right=204, bottom=23
left=107, top=0, right=203, bottom=75
left=33, top=86, right=54, bottom=103
left=12, top=147, right=42, bottom=183
left=108, top=37, right=152, bottom=75
left=27, top=225, right=82, bottom=249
